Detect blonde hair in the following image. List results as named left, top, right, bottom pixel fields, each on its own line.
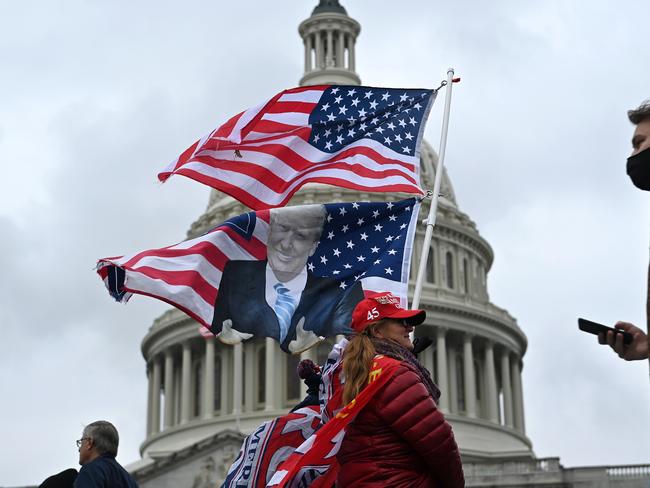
left=342, top=322, right=385, bottom=404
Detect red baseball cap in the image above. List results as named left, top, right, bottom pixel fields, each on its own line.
left=351, top=292, right=426, bottom=333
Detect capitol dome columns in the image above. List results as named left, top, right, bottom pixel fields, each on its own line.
left=233, top=343, right=243, bottom=418
left=500, top=350, right=514, bottom=428
left=163, top=350, right=175, bottom=428
left=265, top=338, right=278, bottom=411
left=298, top=0, right=361, bottom=86
left=202, top=337, right=215, bottom=420
left=244, top=343, right=255, bottom=413
left=419, top=325, right=526, bottom=432
left=447, top=346, right=459, bottom=413
left=421, top=339, right=434, bottom=379
left=511, top=358, right=526, bottom=432
left=435, top=327, right=450, bottom=411
left=462, top=334, right=477, bottom=418
left=180, top=342, right=192, bottom=424
left=484, top=342, right=499, bottom=423
left=145, top=366, right=154, bottom=435
left=147, top=358, right=162, bottom=436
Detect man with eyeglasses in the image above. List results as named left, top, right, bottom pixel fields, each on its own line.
left=75, top=420, right=138, bottom=487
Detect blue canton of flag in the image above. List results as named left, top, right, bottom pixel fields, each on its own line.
left=308, top=198, right=421, bottom=304
left=308, top=86, right=435, bottom=155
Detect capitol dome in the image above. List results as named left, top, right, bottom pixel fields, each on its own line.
left=130, top=1, right=532, bottom=484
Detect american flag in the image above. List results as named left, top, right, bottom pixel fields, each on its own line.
left=97, top=209, right=270, bottom=328
left=96, top=198, right=420, bottom=346
left=159, top=85, right=436, bottom=210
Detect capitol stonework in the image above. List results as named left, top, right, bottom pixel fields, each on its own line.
left=126, top=2, right=650, bottom=487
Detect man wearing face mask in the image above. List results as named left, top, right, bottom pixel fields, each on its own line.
left=598, top=101, right=650, bottom=362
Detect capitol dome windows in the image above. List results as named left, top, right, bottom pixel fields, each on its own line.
left=426, top=246, right=436, bottom=284
left=463, top=258, right=470, bottom=294
left=445, top=251, right=455, bottom=289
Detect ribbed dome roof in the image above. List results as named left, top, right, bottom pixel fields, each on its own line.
left=312, top=0, right=347, bottom=16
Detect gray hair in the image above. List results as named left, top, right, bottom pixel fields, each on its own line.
left=628, top=100, right=650, bottom=125
left=269, top=204, right=327, bottom=237
left=83, top=420, right=119, bottom=457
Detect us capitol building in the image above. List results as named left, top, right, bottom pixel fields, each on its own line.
left=124, top=2, right=650, bottom=487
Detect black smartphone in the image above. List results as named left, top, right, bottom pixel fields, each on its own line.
left=578, top=318, right=634, bottom=345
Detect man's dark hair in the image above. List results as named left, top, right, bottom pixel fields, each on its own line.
left=628, top=100, right=650, bottom=125
left=83, top=420, right=119, bottom=457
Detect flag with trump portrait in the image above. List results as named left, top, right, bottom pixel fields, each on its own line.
left=97, top=198, right=421, bottom=353
left=158, top=85, right=436, bottom=210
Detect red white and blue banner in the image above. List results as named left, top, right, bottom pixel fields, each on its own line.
left=159, top=85, right=436, bottom=210
left=220, top=406, right=323, bottom=488
left=97, top=198, right=420, bottom=353
left=221, top=348, right=401, bottom=488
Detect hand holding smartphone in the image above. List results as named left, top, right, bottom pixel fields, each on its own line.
left=578, top=318, right=634, bottom=345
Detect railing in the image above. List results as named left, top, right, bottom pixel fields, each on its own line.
left=464, top=459, right=650, bottom=484
left=606, top=464, right=650, bottom=479
left=464, top=457, right=562, bottom=477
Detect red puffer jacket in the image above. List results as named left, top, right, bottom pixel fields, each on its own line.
left=336, top=361, right=465, bottom=488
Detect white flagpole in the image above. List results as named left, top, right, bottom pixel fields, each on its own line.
left=411, top=68, right=456, bottom=310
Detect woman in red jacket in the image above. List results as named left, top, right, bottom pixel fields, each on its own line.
left=334, top=292, right=465, bottom=488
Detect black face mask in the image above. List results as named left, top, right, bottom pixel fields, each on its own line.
left=627, top=147, right=650, bottom=191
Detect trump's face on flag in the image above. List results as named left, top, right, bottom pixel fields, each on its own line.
left=267, top=205, right=326, bottom=283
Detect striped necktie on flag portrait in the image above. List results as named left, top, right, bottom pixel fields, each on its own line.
left=158, top=85, right=436, bottom=210
left=96, top=198, right=421, bottom=353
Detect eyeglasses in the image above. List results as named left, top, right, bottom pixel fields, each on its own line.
left=76, top=437, right=89, bottom=448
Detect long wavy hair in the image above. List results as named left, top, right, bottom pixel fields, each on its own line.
left=342, top=321, right=385, bottom=404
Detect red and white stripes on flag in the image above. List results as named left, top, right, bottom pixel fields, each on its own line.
left=158, top=85, right=436, bottom=210
left=97, top=210, right=270, bottom=328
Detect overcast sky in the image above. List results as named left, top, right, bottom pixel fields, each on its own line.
left=1, top=1, right=649, bottom=486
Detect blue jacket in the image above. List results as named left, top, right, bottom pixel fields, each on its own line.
left=74, top=454, right=138, bottom=488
